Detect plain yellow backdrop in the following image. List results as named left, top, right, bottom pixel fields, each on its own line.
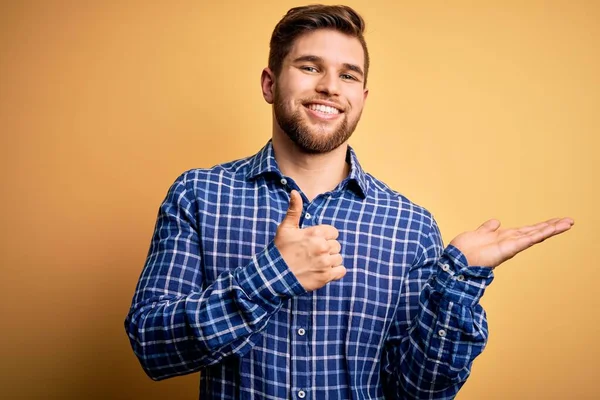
left=1, top=1, right=598, bottom=399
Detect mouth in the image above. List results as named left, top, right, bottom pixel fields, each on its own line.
left=302, top=101, right=344, bottom=120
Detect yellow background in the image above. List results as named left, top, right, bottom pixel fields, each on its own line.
left=1, top=1, right=598, bottom=399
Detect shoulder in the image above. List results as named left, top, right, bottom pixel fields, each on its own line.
left=178, top=154, right=253, bottom=188
left=364, top=174, right=444, bottom=262
left=180, top=154, right=254, bottom=184
left=364, top=173, right=437, bottom=233
left=164, top=154, right=255, bottom=207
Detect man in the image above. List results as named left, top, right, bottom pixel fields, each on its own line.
left=125, top=5, right=573, bottom=399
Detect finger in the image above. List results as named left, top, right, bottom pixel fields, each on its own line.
left=476, top=219, right=501, bottom=232
left=554, top=218, right=575, bottom=232
left=328, top=239, right=342, bottom=255
left=306, top=224, right=339, bottom=240
left=514, top=218, right=573, bottom=236
left=512, top=223, right=549, bottom=236
left=280, top=190, right=303, bottom=229
left=329, top=265, right=347, bottom=281
left=529, top=220, right=574, bottom=241
left=517, top=219, right=560, bottom=233
left=500, top=223, right=550, bottom=239
left=497, top=218, right=574, bottom=259
left=513, top=224, right=564, bottom=250
left=562, top=217, right=575, bottom=226
left=329, top=253, right=343, bottom=267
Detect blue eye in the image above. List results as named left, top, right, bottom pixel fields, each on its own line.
left=301, top=66, right=318, bottom=73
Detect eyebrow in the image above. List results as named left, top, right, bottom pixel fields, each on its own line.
left=292, top=55, right=365, bottom=78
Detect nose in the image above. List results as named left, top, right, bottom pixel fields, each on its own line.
left=315, top=72, right=340, bottom=96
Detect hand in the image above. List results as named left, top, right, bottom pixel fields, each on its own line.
left=274, top=190, right=346, bottom=291
left=449, top=217, right=574, bottom=268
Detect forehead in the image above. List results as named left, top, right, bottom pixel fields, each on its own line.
left=286, top=29, right=365, bottom=69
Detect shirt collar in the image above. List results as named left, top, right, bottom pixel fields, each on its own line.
left=246, top=140, right=369, bottom=198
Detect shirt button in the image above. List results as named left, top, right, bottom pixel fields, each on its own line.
left=298, top=390, right=306, bottom=398
left=280, top=178, right=288, bottom=185
left=297, top=328, right=306, bottom=336
left=441, top=263, right=450, bottom=272
left=457, top=274, right=465, bottom=281
left=438, top=329, right=447, bottom=337
left=305, top=213, right=311, bottom=220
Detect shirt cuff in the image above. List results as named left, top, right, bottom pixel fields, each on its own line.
left=432, top=244, right=495, bottom=307
left=234, top=240, right=307, bottom=312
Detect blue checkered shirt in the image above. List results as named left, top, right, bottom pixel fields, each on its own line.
left=125, top=141, right=494, bottom=399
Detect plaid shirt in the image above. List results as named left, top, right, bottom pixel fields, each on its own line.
left=125, top=140, right=494, bottom=399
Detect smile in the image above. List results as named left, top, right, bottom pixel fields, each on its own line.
left=305, top=103, right=342, bottom=115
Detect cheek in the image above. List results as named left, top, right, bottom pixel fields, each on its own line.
left=348, top=94, right=365, bottom=112
left=276, top=83, right=304, bottom=105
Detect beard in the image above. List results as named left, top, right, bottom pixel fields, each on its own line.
left=273, top=90, right=361, bottom=154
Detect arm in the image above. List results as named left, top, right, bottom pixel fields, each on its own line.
left=382, top=217, right=494, bottom=399
left=124, top=173, right=305, bottom=380
left=382, top=215, right=573, bottom=398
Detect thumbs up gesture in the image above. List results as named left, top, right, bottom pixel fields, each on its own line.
left=274, top=190, right=346, bottom=292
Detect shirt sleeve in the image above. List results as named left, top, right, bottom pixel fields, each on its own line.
left=124, top=173, right=306, bottom=380
left=381, top=215, right=494, bottom=399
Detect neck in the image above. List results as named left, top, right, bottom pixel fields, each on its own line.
left=272, top=129, right=350, bottom=202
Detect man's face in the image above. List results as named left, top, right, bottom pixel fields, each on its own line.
left=271, top=29, right=369, bottom=154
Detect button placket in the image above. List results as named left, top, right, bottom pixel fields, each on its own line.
left=302, top=203, right=320, bottom=227
left=291, top=293, right=310, bottom=399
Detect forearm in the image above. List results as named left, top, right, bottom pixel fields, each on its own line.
left=384, top=246, right=494, bottom=399
left=125, top=241, right=305, bottom=380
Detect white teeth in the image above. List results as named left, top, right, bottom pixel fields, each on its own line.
left=307, top=104, right=340, bottom=115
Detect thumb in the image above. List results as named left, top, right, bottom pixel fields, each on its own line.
left=476, top=219, right=501, bottom=232
left=280, top=190, right=303, bottom=229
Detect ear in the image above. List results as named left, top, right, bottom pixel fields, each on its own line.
left=261, top=68, right=276, bottom=104
left=363, top=87, right=369, bottom=102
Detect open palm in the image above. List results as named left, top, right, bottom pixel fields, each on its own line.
left=449, top=217, right=574, bottom=268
